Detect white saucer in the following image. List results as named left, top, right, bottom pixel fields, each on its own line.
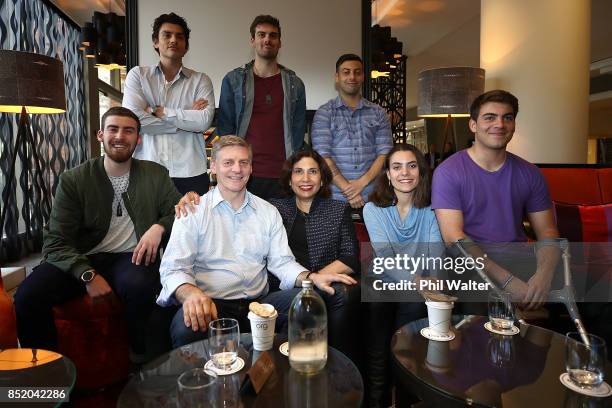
left=484, top=321, right=520, bottom=336
left=204, top=357, right=245, bottom=376
left=279, top=342, right=289, bottom=356
left=559, top=373, right=612, bottom=397
left=420, top=327, right=455, bottom=342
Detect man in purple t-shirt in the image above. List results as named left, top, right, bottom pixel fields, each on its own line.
left=432, top=90, right=560, bottom=308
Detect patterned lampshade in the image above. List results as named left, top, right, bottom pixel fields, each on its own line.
left=417, top=67, right=485, bottom=118
left=0, top=50, right=66, bottom=114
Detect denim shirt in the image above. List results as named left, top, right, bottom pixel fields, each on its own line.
left=216, top=61, right=306, bottom=158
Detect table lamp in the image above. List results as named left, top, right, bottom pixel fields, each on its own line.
left=0, top=50, right=66, bottom=249
left=417, top=67, right=485, bottom=156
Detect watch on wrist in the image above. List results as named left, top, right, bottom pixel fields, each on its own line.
left=80, top=269, right=96, bottom=283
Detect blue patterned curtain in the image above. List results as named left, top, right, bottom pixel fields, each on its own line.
left=0, top=0, right=87, bottom=262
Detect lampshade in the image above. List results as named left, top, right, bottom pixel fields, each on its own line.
left=0, top=50, right=66, bottom=114
left=417, top=67, right=485, bottom=118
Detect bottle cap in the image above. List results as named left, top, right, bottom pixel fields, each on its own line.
left=302, top=280, right=313, bottom=289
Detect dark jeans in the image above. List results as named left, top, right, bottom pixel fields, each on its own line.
left=14, top=253, right=160, bottom=354
left=169, top=287, right=302, bottom=348
left=365, top=301, right=426, bottom=408
left=172, top=172, right=210, bottom=196
left=247, top=176, right=283, bottom=200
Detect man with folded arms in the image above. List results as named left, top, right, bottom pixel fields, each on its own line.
left=123, top=12, right=214, bottom=195
left=14, top=107, right=181, bottom=360
left=432, top=90, right=560, bottom=308
left=158, top=136, right=355, bottom=347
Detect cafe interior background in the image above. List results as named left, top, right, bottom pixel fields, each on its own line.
left=0, top=0, right=611, bottom=405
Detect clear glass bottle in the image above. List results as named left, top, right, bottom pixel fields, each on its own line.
left=288, top=279, right=328, bottom=374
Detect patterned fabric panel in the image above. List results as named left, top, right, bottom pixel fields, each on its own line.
left=0, top=0, right=86, bottom=261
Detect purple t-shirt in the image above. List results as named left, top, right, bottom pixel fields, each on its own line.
left=431, top=150, right=552, bottom=243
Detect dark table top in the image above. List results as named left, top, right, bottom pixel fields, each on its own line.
left=118, top=334, right=363, bottom=407
left=391, top=315, right=612, bottom=408
left=0, top=348, right=76, bottom=408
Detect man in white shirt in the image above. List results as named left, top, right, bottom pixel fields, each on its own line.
left=123, top=12, right=214, bottom=195
left=158, top=136, right=355, bottom=347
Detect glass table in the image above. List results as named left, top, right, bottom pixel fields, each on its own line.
left=391, top=315, right=612, bottom=407
left=118, top=334, right=363, bottom=407
left=0, top=348, right=76, bottom=408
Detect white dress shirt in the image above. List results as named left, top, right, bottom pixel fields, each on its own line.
left=157, top=188, right=306, bottom=305
left=123, top=64, right=215, bottom=178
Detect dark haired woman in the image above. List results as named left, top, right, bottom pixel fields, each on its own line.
left=363, top=143, right=443, bottom=407
left=269, top=150, right=360, bottom=362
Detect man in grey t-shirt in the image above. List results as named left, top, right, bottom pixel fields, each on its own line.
left=15, top=107, right=182, bottom=361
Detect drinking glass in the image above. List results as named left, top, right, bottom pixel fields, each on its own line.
left=177, top=368, right=217, bottom=408
left=487, top=335, right=515, bottom=368
left=565, top=332, right=607, bottom=388
left=488, top=291, right=514, bottom=331
left=209, top=318, right=240, bottom=370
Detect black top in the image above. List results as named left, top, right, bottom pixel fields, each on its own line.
left=289, top=210, right=310, bottom=269
left=269, top=197, right=360, bottom=273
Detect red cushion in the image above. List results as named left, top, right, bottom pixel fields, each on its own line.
left=354, top=222, right=370, bottom=244
left=597, top=168, right=612, bottom=204
left=0, top=276, right=18, bottom=349
left=53, top=295, right=129, bottom=390
left=554, top=202, right=612, bottom=242
left=354, top=222, right=373, bottom=265
left=541, top=168, right=602, bottom=205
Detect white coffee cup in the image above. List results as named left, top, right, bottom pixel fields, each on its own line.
left=425, top=301, right=453, bottom=336
left=248, top=304, right=278, bottom=351
left=425, top=340, right=451, bottom=373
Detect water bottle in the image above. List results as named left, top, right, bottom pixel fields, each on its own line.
left=288, top=279, right=328, bottom=374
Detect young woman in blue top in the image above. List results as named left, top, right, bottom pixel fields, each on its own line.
left=363, top=143, right=443, bottom=407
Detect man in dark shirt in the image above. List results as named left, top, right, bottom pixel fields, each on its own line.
left=216, top=15, right=306, bottom=200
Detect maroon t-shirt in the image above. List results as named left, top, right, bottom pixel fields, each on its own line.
left=245, top=73, right=285, bottom=178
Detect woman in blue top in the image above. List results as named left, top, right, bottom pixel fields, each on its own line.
left=363, top=143, right=443, bottom=407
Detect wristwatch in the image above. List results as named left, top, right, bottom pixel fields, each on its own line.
left=80, top=269, right=96, bottom=283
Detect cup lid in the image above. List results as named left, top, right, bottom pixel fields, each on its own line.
left=247, top=304, right=278, bottom=320
left=425, top=300, right=454, bottom=309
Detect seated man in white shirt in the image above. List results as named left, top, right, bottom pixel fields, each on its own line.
left=157, top=136, right=356, bottom=347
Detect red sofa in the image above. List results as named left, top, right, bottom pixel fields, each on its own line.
left=538, top=165, right=612, bottom=242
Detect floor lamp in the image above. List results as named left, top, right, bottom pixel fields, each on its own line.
left=0, top=50, right=66, bottom=253
left=417, top=67, right=485, bottom=158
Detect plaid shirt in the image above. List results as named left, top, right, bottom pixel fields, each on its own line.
left=311, top=96, right=393, bottom=201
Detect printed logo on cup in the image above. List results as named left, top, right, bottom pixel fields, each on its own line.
left=256, top=323, right=268, bottom=330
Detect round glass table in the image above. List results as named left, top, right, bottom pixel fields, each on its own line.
left=391, top=315, right=612, bottom=407
left=118, top=334, right=363, bottom=407
left=0, top=348, right=76, bottom=408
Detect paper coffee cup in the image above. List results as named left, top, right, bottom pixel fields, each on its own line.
left=425, top=301, right=453, bottom=336
left=248, top=304, right=278, bottom=351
